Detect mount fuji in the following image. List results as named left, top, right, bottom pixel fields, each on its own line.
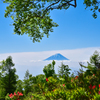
left=44, top=53, right=69, bottom=61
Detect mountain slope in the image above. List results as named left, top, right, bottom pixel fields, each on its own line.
left=44, top=53, right=69, bottom=60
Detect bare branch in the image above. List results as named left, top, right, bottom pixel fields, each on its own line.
left=74, top=0, right=77, bottom=7
left=41, top=0, right=76, bottom=18
left=46, top=0, right=61, bottom=10
left=41, top=0, right=61, bottom=18
left=57, top=0, right=76, bottom=9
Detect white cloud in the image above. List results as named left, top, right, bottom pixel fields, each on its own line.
left=0, top=47, right=100, bottom=81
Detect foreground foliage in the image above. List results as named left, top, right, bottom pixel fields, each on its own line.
left=2, top=0, right=100, bottom=42
left=1, top=50, right=100, bottom=99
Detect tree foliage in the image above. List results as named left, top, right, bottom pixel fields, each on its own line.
left=90, top=50, right=100, bottom=69
left=23, top=70, right=37, bottom=95
left=43, top=60, right=56, bottom=78
left=14, top=79, right=24, bottom=94
left=3, top=0, right=62, bottom=43
left=2, top=0, right=100, bottom=42
left=84, top=0, right=100, bottom=19
left=79, top=50, right=100, bottom=77
left=24, top=69, right=30, bottom=80
left=79, top=50, right=100, bottom=70
left=2, top=0, right=75, bottom=43
left=35, top=74, right=45, bottom=83
left=0, top=56, right=18, bottom=96
left=0, top=56, right=15, bottom=75
left=0, top=69, right=17, bottom=95
left=58, top=62, right=71, bottom=79
left=23, top=70, right=31, bottom=95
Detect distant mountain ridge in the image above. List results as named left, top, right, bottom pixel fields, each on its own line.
left=44, top=53, right=69, bottom=61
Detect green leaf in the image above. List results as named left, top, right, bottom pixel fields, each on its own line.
left=11, top=16, right=14, bottom=20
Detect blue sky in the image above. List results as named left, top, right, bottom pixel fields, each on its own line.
left=0, top=1, right=100, bottom=81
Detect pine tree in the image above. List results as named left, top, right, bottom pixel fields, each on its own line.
left=23, top=69, right=32, bottom=96
left=0, top=56, right=18, bottom=96
left=58, top=62, right=71, bottom=78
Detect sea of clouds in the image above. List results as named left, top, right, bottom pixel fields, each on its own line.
left=0, top=47, right=100, bottom=81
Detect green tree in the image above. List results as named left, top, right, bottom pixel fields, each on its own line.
left=79, top=50, right=100, bottom=78
left=90, top=50, right=100, bottom=69
left=23, top=69, right=34, bottom=96
left=24, top=69, right=30, bottom=80
left=0, top=72, right=6, bottom=99
left=79, top=50, right=100, bottom=71
left=58, top=62, right=71, bottom=82
left=2, top=0, right=99, bottom=43
left=69, top=71, right=75, bottom=78
left=58, top=62, right=71, bottom=77
left=0, top=56, right=18, bottom=96
left=28, top=74, right=36, bottom=85
left=33, top=74, right=49, bottom=93
left=35, top=74, right=45, bottom=83
left=77, top=51, right=100, bottom=90
left=14, top=79, right=24, bottom=94
left=43, top=60, right=56, bottom=78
